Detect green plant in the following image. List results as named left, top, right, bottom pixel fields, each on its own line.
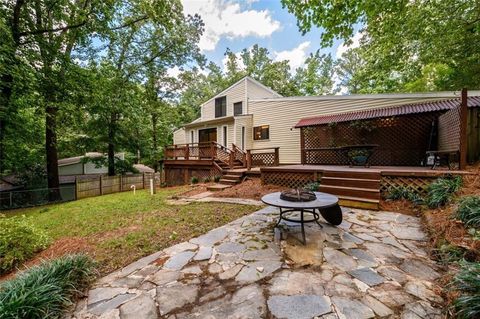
left=0, top=254, right=96, bottom=319
left=203, top=176, right=211, bottom=183
left=456, top=196, right=480, bottom=228
left=452, top=261, right=480, bottom=318
left=214, top=175, right=221, bottom=183
left=304, top=182, right=320, bottom=192
left=0, top=216, right=50, bottom=274
left=426, top=175, right=462, bottom=208
left=385, top=186, right=424, bottom=205
left=347, top=149, right=369, bottom=158
left=191, top=176, right=199, bottom=184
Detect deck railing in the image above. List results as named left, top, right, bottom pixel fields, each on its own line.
left=246, top=147, right=279, bottom=170
left=232, top=143, right=246, bottom=167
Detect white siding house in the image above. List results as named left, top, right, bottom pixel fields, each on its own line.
left=173, top=76, right=474, bottom=164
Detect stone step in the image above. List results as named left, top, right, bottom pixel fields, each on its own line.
left=206, top=184, right=232, bottom=191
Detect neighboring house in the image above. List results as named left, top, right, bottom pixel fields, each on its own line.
left=58, top=152, right=125, bottom=176
left=173, top=76, right=480, bottom=164
left=133, top=164, right=155, bottom=173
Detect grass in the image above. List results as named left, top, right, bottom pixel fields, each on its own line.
left=426, top=175, right=462, bottom=208
left=0, top=254, right=96, bottom=319
left=4, top=188, right=258, bottom=274
left=456, top=196, right=480, bottom=228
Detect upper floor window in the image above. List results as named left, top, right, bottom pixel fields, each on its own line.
left=254, top=125, right=269, bottom=140
left=215, top=96, right=226, bottom=118
left=233, top=101, right=243, bottom=116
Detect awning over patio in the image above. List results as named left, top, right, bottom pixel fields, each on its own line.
left=295, top=96, right=480, bottom=128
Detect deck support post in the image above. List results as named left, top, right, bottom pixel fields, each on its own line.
left=99, top=175, right=103, bottom=195
left=274, top=147, right=280, bottom=166
left=185, top=144, right=189, bottom=160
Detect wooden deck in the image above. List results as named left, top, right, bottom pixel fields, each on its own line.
left=261, top=164, right=470, bottom=177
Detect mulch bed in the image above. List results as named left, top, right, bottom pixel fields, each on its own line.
left=214, top=178, right=286, bottom=201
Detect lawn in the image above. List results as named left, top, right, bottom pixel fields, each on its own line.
left=3, top=187, right=259, bottom=275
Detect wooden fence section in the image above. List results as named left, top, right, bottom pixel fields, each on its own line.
left=76, top=173, right=159, bottom=199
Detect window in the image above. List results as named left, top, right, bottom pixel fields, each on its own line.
left=215, top=96, right=226, bottom=118
left=254, top=125, right=269, bottom=140
left=222, top=126, right=227, bottom=146
left=233, top=101, right=243, bottom=115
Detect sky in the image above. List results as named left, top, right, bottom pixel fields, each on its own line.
left=180, top=0, right=360, bottom=72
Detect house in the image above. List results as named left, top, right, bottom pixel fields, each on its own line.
left=172, top=76, right=480, bottom=165
left=58, top=152, right=125, bottom=176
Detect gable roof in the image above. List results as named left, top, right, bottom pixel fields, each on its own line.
left=295, top=96, right=480, bottom=128
left=200, top=76, right=281, bottom=107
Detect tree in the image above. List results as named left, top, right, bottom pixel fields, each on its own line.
left=294, top=51, right=336, bottom=95
left=282, top=0, right=480, bottom=91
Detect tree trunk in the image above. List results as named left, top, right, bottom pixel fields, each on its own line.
left=108, top=113, right=116, bottom=176
left=152, top=113, right=158, bottom=172
left=46, top=104, right=60, bottom=200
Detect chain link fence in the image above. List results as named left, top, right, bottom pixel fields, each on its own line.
left=0, top=186, right=76, bottom=211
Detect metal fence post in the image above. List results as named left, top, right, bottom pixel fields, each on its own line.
left=99, top=175, right=103, bottom=195
left=119, top=175, right=123, bottom=192
left=142, top=172, right=145, bottom=189
left=75, top=177, right=79, bottom=200
left=9, top=191, right=13, bottom=207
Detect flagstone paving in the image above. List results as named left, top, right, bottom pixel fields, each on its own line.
left=70, top=206, right=445, bottom=319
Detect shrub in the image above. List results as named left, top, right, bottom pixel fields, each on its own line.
left=214, top=175, right=221, bottom=183
left=203, top=176, right=211, bottom=183
left=385, top=186, right=424, bottom=205
left=0, top=254, right=96, bottom=319
left=190, top=176, right=199, bottom=184
left=452, top=261, right=480, bottom=318
left=304, top=182, right=320, bottom=192
left=0, top=216, right=50, bottom=274
left=426, top=175, right=462, bottom=208
left=456, top=196, right=480, bottom=228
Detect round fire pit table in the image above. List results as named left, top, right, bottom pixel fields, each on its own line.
left=261, top=191, right=341, bottom=245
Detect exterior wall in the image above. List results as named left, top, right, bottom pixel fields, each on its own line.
left=84, top=162, right=108, bottom=174
left=249, top=97, right=453, bottom=164
left=173, top=128, right=186, bottom=145
left=233, top=115, right=253, bottom=150
left=59, top=163, right=83, bottom=175
left=201, top=80, right=245, bottom=121
left=245, top=78, right=279, bottom=114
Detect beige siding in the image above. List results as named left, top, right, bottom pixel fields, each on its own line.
left=249, top=97, right=453, bottom=164
left=201, top=80, right=245, bottom=121
left=173, top=128, right=186, bottom=145
left=233, top=115, right=253, bottom=150
left=58, top=163, right=83, bottom=175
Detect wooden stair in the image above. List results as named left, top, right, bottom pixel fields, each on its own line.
left=218, top=170, right=244, bottom=186
left=319, top=170, right=381, bottom=210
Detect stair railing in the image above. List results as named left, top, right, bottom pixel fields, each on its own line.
left=246, top=147, right=280, bottom=170
left=231, top=143, right=247, bottom=168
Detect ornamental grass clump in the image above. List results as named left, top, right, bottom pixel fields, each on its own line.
left=452, top=261, right=480, bottom=319
left=0, top=215, right=50, bottom=275
left=304, top=182, right=320, bottom=192
left=0, top=254, right=96, bottom=319
left=456, top=196, right=480, bottom=228
left=385, top=186, right=424, bottom=205
left=426, top=175, right=462, bottom=208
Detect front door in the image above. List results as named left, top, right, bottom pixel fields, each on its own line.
left=199, top=128, right=217, bottom=143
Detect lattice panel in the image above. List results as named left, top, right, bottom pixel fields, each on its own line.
left=380, top=175, right=437, bottom=197
left=438, top=104, right=461, bottom=152
left=302, top=113, right=442, bottom=166
left=262, top=171, right=315, bottom=188
left=252, top=152, right=276, bottom=167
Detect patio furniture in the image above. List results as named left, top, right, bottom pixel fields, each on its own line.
left=261, top=191, right=341, bottom=245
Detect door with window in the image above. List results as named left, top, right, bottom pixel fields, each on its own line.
left=198, top=128, right=217, bottom=157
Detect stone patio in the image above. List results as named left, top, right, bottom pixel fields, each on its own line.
left=70, top=205, right=444, bottom=319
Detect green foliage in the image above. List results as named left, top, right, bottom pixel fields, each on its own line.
left=452, top=261, right=480, bottom=319
left=426, top=176, right=462, bottom=208
left=385, top=186, right=424, bottom=205
left=203, top=176, right=211, bottom=183
left=0, top=216, right=50, bottom=274
left=304, top=182, right=320, bottom=192
left=456, top=196, right=480, bottom=228
left=214, top=175, right=221, bottom=183
left=0, top=254, right=96, bottom=319
left=191, top=176, right=199, bottom=184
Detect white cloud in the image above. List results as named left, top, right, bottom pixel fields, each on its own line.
left=182, top=0, right=281, bottom=51
left=273, top=41, right=311, bottom=70
left=335, top=31, right=362, bottom=59
left=166, top=66, right=182, bottom=78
